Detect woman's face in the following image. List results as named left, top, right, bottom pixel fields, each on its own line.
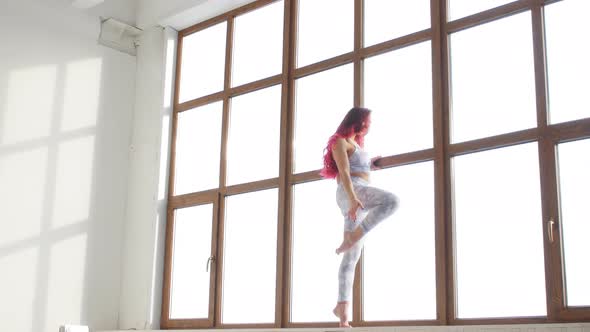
left=359, top=116, right=371, bottom=135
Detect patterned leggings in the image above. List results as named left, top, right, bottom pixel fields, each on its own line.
left=335, top=177, right=399, bottom=302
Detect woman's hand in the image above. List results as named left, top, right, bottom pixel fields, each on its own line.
left=348, top=197, right=365, bottom=222
left=371, top=156, right=382, bottom=170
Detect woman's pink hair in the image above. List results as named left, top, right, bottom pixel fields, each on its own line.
left=319, top=107, right=372, bottom=179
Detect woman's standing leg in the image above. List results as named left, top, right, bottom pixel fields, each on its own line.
left=333, top=236, right=364, bottom=327
left=333, top=181, right=369, bottom=327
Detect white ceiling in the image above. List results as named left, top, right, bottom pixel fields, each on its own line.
left=71, top=0, right=104, bottom=9
left=44, top=0, right=261, bottom=31
left=155, top=0, right=259, bottom=31
left=81, top=0, right=137, bottom=26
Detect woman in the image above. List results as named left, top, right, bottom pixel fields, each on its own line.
left=320, top=107, right=399, bottom=327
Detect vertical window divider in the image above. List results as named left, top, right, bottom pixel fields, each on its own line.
left=277, top=0, right=295, bottom=327
left=352, top=0, right=364, bottom=325
left=432, top=0, right=450, bottom=325
left=220, top=18, right=234, bottom=191
left=281, top=0, right=297, bottom=327
left=532, top=3, right=548, bottom=131
left=215, top=16, right=234, bottom=327
left=531, top=2, right=563, bottom=321
left=440, top=0, right=459, bottom=324
left=167, top=35, right=184, bottom=201
left=214, top=191, right=227, bottom=326
left=353, top=0, right=364, bottom=109
left=210, top=194, right=222, bottom=326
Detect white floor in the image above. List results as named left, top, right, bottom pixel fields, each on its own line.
left=99, top=322, right=590, bottom=332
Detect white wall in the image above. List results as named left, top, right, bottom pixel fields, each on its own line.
left=0, top=1, right=136, bottom=331
left=117, top=25, right=174, bottom=330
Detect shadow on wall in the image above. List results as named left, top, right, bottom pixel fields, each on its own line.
left=0, top=2, right=136, bottom=332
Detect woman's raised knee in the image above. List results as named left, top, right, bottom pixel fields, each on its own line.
left=384, top=192, right=399, bottom=215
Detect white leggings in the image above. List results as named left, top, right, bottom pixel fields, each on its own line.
left=336, top=177, right=399, bottom=302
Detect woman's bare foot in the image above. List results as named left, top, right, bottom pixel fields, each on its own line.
left=336, top=228, right=364, bottom=254
left=332, top=302, right=351, bottom=327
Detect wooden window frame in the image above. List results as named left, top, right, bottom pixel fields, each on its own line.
left=161, top=0, right=590, bottom=328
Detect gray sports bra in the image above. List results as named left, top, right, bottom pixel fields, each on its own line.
left=349, top=143, right=371, bottom=173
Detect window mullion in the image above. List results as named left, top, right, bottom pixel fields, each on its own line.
left=214, top=16, right=234, bottom=327
left=432, top=0, right=451, bottom=325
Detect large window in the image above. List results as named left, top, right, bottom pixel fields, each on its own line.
left=162, top=0, right=590, bottom=329
left=449, top=11, right=536, bottom=143
left=453, top=143, right=546, bottom=318
left=365, top=162, right=436, bottom=321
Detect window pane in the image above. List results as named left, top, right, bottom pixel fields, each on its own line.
left=169, top=204, right=213, bottom=319
left=297, top=0, right=353, bottom=67
left=174, top=102, right=222, bottom=195
left=364, top=41, right=433, bottom=155
left=294, top=64, right=353, bottom=173
left=448, top=0, right=514, bottom=21
left=453, top=143, right=546, bottom=318
left=449, top=12, right=536, bottom=143
left=291, top=180, right=343, bottom=322
left=557, top=139, right=590, bottom=306
left=364, top=0, right=430, bottom=47
left=364, top=161, right=436, bottom=320
left=222, top=189, right=278, bottom=323
left=227, top=85, right=281, bottom=185
left=545, top=0, right=590, bottom=124
left=178, top=22, right=226, bottom=103
left=232, top=1, right=284, bottom=87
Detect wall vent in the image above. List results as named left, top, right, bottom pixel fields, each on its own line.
left=98, top=17, right=143, bottom=56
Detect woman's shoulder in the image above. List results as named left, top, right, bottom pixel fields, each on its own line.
left=333, top=137, right=355, bottom=151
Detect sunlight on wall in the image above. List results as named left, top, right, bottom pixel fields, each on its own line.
left=0, top=247, right=38, bottom=331
left=61, top=58, right=102, bottom=131
left=45, top=233, right=88, bottom=332
left=2, top=65, right=57, bottom=144
left=159, top=36, right=176, bottom=200
left=148, top=212, right=163, bottom=325
left=163, top=38, right=176, bottom=109
left=51, top=136, right=95, bottom=228
left=0, top=147, right=48, bottom=245
left=158, top=113, right=171, bottom=201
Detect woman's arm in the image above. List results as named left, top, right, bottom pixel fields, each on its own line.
left=332, top=138, right=365, bottom=220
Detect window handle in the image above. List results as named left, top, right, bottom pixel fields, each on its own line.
left=206, top=256, right=215, bottom=272
left=548, top=218, right=555, bottom=243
